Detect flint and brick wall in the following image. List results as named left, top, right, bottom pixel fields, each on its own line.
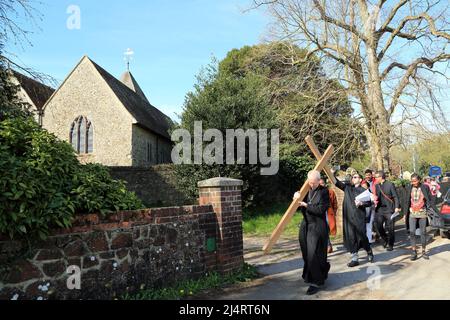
left=108, top=165, right=193, bottom=208
left=0, top=178, right=244, bottom=300
left=198, top=178, right=244, bottom=275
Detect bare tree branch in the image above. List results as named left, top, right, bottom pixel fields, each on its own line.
left=252, top=0, right=450, bottom=170
left=312, top=0, right=367, bottom=41
left=378, top=12, right=450, bottom=60
left=389, top=53, right=450, bottom=116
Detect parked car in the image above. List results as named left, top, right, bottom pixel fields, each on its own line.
left=443, top=172, right=450, bottom=183
left=430, top=189, right=450, bottom=238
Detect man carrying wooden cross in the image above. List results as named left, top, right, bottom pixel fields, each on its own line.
left=293, top=170, right=330, bottom=295
left=263, top=137, right=335, bottom=295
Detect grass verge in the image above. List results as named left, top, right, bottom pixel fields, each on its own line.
left=122, top=263, right=259, bottom=300
left=243, top=203, right=303, bottom=238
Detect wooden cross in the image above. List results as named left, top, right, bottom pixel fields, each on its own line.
left=262, top=136, right=335, bottom=254
left=304, top=136, right=337, bottom=185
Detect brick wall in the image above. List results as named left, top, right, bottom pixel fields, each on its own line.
left=198, top=178, right=244, bottom=275
left=0, top=178, right=244, bottom=300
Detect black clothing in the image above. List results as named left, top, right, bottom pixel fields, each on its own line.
left=406, top=184, right=432, bottom=211
left=375, top=180, right=400, bottom=248
left=335, top=179, right=372, bottom=254
left=375, top=181, right=400, bottom=215
left=299, top=185, right=330, bottom=286
left=375, top=212, right=396, bottom=247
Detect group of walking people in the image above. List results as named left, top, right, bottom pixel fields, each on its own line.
left=293, top=169, right=439, bottom=295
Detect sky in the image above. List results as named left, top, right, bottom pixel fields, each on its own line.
left=5, top=0, right=270, bottom=120
left=5, top=0, right=449, bottom=126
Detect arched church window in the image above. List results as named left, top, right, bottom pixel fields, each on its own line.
left=87, top=122, right=94, bottom=154
left=70, top=116, right=94, bottom=154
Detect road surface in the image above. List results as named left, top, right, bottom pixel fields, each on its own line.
left=207, top=223, right=450, bottom=300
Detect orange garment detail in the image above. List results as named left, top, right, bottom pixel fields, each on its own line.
left=328, top=188, right=338, bottom=236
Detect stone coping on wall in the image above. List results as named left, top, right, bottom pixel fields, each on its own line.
left=198, top=177, right=244, bottom=188
left=0, top=205, right=214, bottom=241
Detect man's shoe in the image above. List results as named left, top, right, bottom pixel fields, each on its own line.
left=368, top=252, right=374, bottom=263
left=410, top=251, right=417, bottom=261
left=306, top=286, right=320, bottom=295
left=383, top=241, right=389, bottom=248
left=422, top=251, right=429, bottom=260
left=386, top=246, right=394, bottom=252
left=347, top=260, right=359, bottom=268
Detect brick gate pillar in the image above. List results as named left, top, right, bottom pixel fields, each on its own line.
left=198, top=178, right=244, bottom=275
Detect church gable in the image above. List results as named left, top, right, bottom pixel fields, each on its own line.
left=89, top=60, right=173, bottom=141
left=42, top=55, right=173, bottom=167
left=42, top=56, right=136, bottom=166
left=10, top=70, right=55, bottom=112
left=43, top=56, right=135, bottom=122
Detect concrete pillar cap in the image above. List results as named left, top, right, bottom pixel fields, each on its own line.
left=198, top=177, right=243, bottom=188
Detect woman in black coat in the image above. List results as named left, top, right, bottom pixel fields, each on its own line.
left=335, top=172, right=374, bottom=267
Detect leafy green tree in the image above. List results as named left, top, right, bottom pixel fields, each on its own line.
left=176, top=61, right=281, bottom=207
left=0, top=117, right=144, bottom=240
left=218, top=43, right=365, bottom=164
left=390, top=133, right=450, bottom=175
left=176, top=43, right=365, bottom=207
left=0, top=63, right=143, bottom=240
left=181, top=61, right=276, bottom=132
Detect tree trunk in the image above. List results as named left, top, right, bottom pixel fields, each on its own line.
left=366, top=46, right=391, bottom=171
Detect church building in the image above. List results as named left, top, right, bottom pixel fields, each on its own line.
left=41, top=55, right=173, bottom=167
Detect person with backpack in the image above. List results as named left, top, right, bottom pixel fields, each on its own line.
left=374, top=171, right=401, bottom=252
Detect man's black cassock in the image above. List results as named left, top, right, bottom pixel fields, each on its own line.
left=299, top=185, right=330, bottom=286
left=335, top=180, right=371, bottom=254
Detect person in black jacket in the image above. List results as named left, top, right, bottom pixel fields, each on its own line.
left=407, top=174, right=432, bottom=261
left=293, top=170, right=330, bottom=295
left=374, top=171, right=401, bottom=251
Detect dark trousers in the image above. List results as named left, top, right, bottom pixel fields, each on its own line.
left=409, top=216, right=427, bottom=249
left=405, top=212, right=410, bottom=233
left=375, top=212, right=395, bottom=247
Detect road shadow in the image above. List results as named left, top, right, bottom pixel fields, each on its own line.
left=245, top=221, right=449, bottom=290
left=428, top=243, right=450, bottom=257
left=323, top=263, right=405, bottom=295
left=256, top=256, right=303, bottom=276
left=368, top=220, right=444, bottom=262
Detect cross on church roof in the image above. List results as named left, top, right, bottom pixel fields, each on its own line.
left=124, top=48, right=134, bottom=71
